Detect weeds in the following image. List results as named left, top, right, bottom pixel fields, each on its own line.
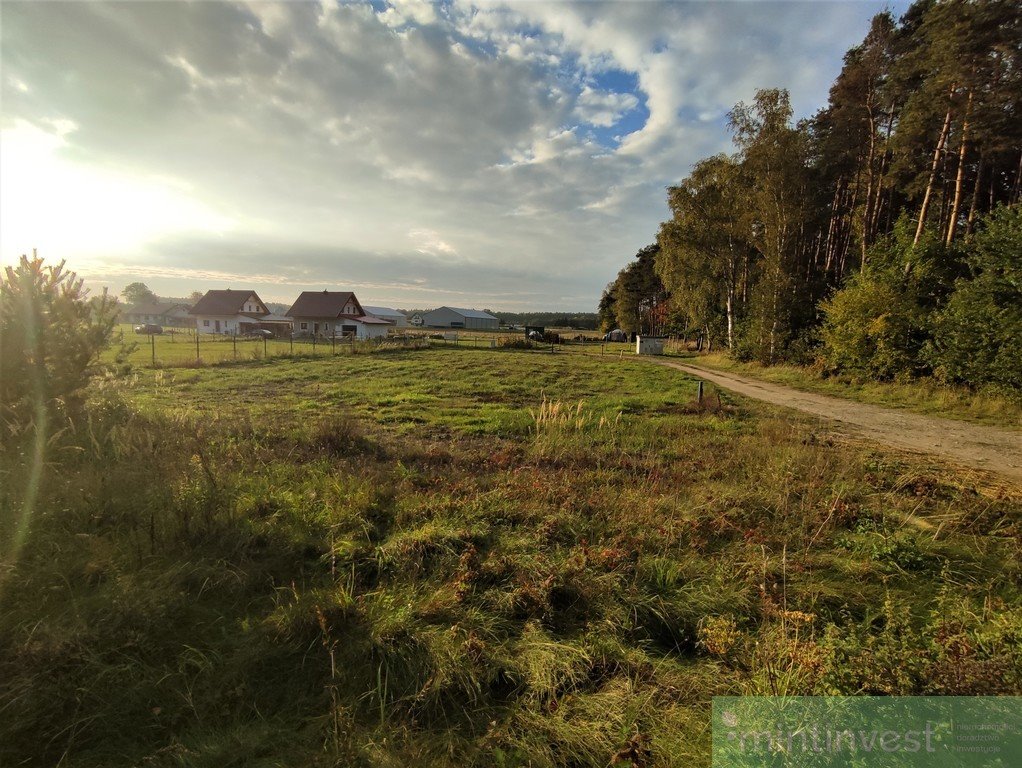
left=529, top=395, right=620, bottom=434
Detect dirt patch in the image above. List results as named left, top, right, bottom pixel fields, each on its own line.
left=654, top=360, right=1022, bottom=486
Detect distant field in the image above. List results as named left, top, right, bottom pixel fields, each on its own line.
left=3, top=346, right=1019, bottom=766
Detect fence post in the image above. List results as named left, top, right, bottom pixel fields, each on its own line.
left=313, top=335, right=317, bottom=354
left=332, top=335, right=336, bottom=356
left=263, top=336, right=267, bottom=358
left=233, top=332, right=237, bottom=360
left=697, top=381, right=704, bottom=404
left=151, top=334, right=156, bottom=366
left=290, top=335, right=293, bottom=355
left=195, top=331, right=200, bottom=363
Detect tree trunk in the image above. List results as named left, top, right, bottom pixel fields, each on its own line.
left=823, top=182, right=842, bottom=278
left=945, top=89, right=973, bottom=247
left=965, top=156, right=983, bottom=238
left=842, top=177, right=860, bottom=277
left=1012, top=150, right=1022, bottom=206
left=913, top=96, right=954, bottom=247
left=867, top=103, right=896, bottom=248
left=725, top=290, right=734, bottom=349
left=860, top=101, right=882, bottom=263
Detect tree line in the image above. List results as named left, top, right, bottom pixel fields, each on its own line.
left=491, top=311, right=599, bottom=330
left=600, top=0, right=1020, bottom=391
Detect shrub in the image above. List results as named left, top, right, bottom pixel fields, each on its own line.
left=928, top=206, right=1022, bottom=393
left=819, top=237, right=930, bottom=379
left=0, top=254, right=117, bottom=428
left=500, top=336, right=535, bottom=350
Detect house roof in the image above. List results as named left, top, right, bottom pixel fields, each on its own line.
left=189, top=289, right=266, bottom=316
left=123, top=301, right=187, bottom=316
left=286, top=291, right=363, bottom=318
left=434, top=306, right=498, bottom=320
left=363, top=305, right=407, bottom=319
left=356, top=315, right=393, bottom=325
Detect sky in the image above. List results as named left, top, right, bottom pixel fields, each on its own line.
left=0, top=0, right=907, bottom=311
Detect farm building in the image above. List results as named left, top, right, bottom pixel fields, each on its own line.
left=363, top=306, right=409, bottom=328
left=286, top=291, right=392, bottom=340
left=121, top=301, right=191, bottom=328
left=189, top=289, right=291, bottom=336
left=421, top=306, right=498, bottom=329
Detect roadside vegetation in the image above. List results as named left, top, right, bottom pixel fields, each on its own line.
left=688, top=354, right=1022, bottom=430
left=3, top=260, right=1020, bottom=765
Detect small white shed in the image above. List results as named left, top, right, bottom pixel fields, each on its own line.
left=636, top=336, right=664, bottom=355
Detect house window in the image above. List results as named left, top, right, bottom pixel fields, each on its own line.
left=301, top=322, right=308, bottom=330
left=203, top=320, right=210, bottom=327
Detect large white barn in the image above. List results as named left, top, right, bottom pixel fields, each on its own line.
left=421, top=306, right=499, bottom=330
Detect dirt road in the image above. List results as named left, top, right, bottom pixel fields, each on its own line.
left=655, top=360, right=1022, bottom=484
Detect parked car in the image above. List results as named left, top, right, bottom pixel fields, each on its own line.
left=246, top=329, right=274, bottom=339
left=134, top=324, right=163, bottom=335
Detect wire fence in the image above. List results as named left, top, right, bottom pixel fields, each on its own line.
left=107, top=327, right=432, bottom=369
left=108, top=325, right=696, bottom=370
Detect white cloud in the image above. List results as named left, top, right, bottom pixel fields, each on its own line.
left=377, top=0, right=438, bottom=28
left=574, top=87, right=639, bottom=128
left=409, top=228, right=458, bottom=257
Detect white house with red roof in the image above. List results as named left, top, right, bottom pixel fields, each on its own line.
left=285, top=290, right=392, bottom=340
left=188, top=289, right=291, bottom=336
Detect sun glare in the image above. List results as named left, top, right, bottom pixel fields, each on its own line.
left=0, top=120, right=233, bottom=267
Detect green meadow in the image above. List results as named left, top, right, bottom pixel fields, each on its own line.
left=2, top=346, right=1020, bottom=767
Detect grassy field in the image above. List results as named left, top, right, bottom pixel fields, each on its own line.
left=689, top=353, right=1022, bottom=430
left=2, top=346, right=1020, bottom=766
left=104, top=325, right=620, bottom=369
left=104, top=325, right=434, bottom=368
left=114, top=327, right=1022, bottom=432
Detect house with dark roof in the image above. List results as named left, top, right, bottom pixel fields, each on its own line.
left=121, top=301, right=191, bottom=328
left=286, top=291, right=392, bottom=340
left=188, top=289, right=290, bottom=336
left=420, top=306, right=499, bottom=329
